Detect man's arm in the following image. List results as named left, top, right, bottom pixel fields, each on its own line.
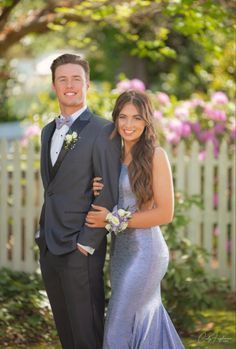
left=77, top=123, right=121, bottom=250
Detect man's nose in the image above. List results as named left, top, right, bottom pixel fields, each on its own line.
left=66, top=80, right=73, bottom=88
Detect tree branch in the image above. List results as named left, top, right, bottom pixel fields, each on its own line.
left=0, top=0, right=21, bottom=32
left=0, top=0, right=85, bottom=55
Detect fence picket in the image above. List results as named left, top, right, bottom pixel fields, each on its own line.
left=203, top=142, right=215, bottom=270
left=231, top=150, right=236, bottom=289
left=0, top=140, right=9, bottom=268
left=0, top=140, right=234, bottom=289
left=24, top=141, right=37, bottom=272
left=217, top=141, right=229, bottom=278
left=12, top=142, right=22, bottom=270
left=176, top=142, right=186, bottom=192
left=187, top=141, right=201, bottom=244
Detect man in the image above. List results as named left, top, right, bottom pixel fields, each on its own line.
left=36, top=53, right=120, bottom=349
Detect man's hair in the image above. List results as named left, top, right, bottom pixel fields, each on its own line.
left=50, top=53, right=90, bottom=82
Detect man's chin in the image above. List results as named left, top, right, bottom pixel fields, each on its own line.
left=62, top=101, right=84, bottom=108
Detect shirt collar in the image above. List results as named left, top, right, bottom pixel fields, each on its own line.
left=60, top=105, right=87, bottom=122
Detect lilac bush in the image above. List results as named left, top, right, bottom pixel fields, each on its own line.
left=23, top=78, right=235, bottom=161
left=115, top=79, right=235, bottom=159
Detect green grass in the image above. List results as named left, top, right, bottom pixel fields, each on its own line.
left=182, top=309, right=235, bottom=348
left=5, top=310, right=236, bottom=349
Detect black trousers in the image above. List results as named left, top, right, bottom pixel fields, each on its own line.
left=39, top=241, right=106, bottom=349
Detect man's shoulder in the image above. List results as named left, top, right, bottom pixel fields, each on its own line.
left=89, top=112, right=115, bottom=135
left=90, top=113, right=111, bottom=127
left=41, top=119, right=55, bottom=137
left=42, top=119, right=55, bottom=131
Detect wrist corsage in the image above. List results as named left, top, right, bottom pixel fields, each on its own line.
left=105, top=206, right=132, bottom=235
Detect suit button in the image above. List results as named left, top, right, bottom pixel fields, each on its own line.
left=48, top=191, right=54, bottom=196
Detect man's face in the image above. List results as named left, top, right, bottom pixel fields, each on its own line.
left=52, top=63, right=89, bottom=112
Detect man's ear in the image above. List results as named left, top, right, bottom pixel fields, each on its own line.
left=86, top=80, right=90, bottom=90
left=52, top=83, right=56, bottom=92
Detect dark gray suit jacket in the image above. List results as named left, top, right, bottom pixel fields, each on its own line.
left=39, top=108, right=121, bottom=255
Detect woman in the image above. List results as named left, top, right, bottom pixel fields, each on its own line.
left=86, top=90, right=184, bottom=349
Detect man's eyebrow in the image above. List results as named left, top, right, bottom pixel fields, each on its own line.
left=56, top=75, right=82, bottom=79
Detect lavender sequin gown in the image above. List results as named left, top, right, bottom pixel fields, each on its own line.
left=103, top=164, right=184, bottom=349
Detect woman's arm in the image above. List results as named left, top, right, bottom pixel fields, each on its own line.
left=128, top=147, right=174, bottom=228
left=85, top=147, right=174, bottom=229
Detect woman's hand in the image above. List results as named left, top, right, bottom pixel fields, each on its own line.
left=85, top=204, right=109, bottom=228
left=92, top=177, right=104, bottom=196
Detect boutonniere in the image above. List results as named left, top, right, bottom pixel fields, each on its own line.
left=64, top=131, right=79, bottom=150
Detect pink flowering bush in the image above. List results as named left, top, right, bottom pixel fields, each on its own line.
left=116, top=79, right=146, bottom=93
left=116, top=79, right=235, bottom=159
left=156, top=92, right=234, bottom=158
left=25, top=79, right=234, bottom=160
left=21, top=124, right=41, bottom=148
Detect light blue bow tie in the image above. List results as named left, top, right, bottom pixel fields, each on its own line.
left=55, top=116, right=74, bottom=129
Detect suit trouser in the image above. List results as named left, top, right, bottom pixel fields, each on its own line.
left=39, top=243, right=106, bottom=349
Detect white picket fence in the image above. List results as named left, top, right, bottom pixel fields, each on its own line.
left=0, top=139, right=235, bottom=289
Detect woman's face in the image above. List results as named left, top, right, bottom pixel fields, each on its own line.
left=117, top=103, right=146, bottom=144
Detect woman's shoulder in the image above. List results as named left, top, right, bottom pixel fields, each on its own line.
left=153, top=146, right=170, bottom=167
left=154, top=146, right=168, bottom=158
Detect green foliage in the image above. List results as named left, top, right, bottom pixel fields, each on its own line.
left=0, top=60, right=19, bottom=122
left=161, top=192, right=230, bottom=334
left=0, top=0, right=234, bottom=103
left=0, top=268, right=57, bottom=347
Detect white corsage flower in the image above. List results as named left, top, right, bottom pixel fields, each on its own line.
left=105, top=207, right=132, bottom=235
left=64, top=131, right=79, bottom=150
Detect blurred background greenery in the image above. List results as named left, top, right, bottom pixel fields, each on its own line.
left=0, top=0, right=235, bottom=124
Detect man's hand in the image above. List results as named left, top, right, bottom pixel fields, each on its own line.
left=77, top=245, right=88, bottom=256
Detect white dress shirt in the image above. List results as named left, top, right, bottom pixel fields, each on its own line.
left=50, top=106, right=95, bottom=255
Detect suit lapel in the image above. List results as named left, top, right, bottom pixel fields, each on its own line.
left=49, top=108, right=92, bottom=182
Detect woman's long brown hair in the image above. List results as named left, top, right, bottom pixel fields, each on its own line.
left=112, top=90, right=157, bottom=209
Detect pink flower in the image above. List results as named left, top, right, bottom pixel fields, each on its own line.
left=191, top=98, right=205, bottom=108
left=168, top=119, right=183, bottom=136
left=191, top=122, right=201, bottom=134
left=165, top=130, right=181, bottom=144
left=198, top=150, right=206, bottom=161
left=130, top=79, right=145, bottom=91
left=204, top=106, right=226, bottom=121
left=156, top=92, right=170, bottom=106
left=181, top=122, right=191, bottom=138
left=116, top=79, right=145, bottom=93
left=211, top=92, right=228, bottom=105
left=213, top=110, right=227, bottom=121
left=21, top=124, right=40, bottom=146
left=25, top=124, right=41, bottom=137
left=116, top=80, right=132, bottom=93
left=153, top=110, right=163, bottom=120
left=174, top=106, right=189, bottom=120
left=214, top=124, right=225, bottom=134
left=198, top=130, right=214, bottom=142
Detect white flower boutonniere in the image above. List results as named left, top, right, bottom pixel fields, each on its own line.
left=64, top=131, right=79, bottom=150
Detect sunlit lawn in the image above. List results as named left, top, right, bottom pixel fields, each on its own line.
left=5, top=310, right=235, bottom=349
